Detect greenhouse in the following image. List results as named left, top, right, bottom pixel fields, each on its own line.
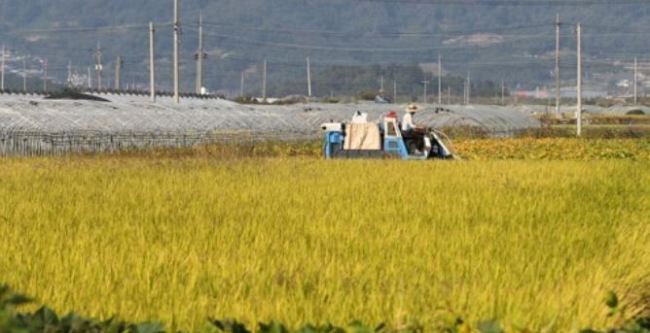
left=0, top=93, right=540, bottom=155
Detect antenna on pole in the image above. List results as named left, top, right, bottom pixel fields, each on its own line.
left=173, top=0, right=181, bottom=103
left=393, top=79, right=397, bottom=104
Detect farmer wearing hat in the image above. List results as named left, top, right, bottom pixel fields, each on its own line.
left=402, top=103, right=419, bottom=132
left=402, top=103, right=424, bottom=154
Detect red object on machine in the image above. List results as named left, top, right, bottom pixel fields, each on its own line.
left=386, top=111, right=398, bottom=119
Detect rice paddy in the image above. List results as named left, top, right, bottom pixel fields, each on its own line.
left=0, top=138, right=648, bottom=332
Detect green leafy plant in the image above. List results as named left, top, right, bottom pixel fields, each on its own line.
left=0, top=284, right=165, bottom=333
left=1, top=285, right=649, bottom=333
left=579, top=291, right=650, bottom=333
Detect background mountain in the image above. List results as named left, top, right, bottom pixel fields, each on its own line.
left=0, top=0, right=649, bottom=98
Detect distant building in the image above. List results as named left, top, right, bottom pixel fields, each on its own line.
left=616, top=79, right=631, bottom=88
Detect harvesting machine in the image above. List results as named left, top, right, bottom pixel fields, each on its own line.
left=321, top=112, right=453, bottom=160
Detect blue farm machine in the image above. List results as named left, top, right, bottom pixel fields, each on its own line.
left=321, top=112, right=454, bottom=160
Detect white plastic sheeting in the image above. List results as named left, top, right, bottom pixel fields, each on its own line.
left=0, top=94, right=540, bottom=134
left=0, top=94, right=543, bottom=155
left=514, top=104, right=650, bottom=115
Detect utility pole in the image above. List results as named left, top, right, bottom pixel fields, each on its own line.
left=393, top=79, right=397, bottom=103
left=306, top=56, right=312, bottom=97
left=22, top=58, right=27, bottom=92
left=115, top=56, right=122, bottom=90
left=467, top=72, right=471, bottom=105
left=42, top=59, right=48, bottom=92
left=576, top=23, right=582, bottom=137
left=195, top=13, right=204, bottom=94
left=438, top=54, right=442, bottom=105
left=634, top=57, right=638, bottom=105
left=463, top=80, right=467, bottom=105
left=1, top=45, right=5, bottom=91
left=149, top=22, right=156, bottom=102
left=95, top=42, right=103, bottom=90
left=555, top=13, right=561, bottom=114
left=447, top=86, right=451, bottom=105
left=262, top=58, right=267, bottom=101
left=501, top=79, right=505, bottom=105
left=87, top=67, right=92, bottom=89
left=380, top=75, right=384, bottom=93
left=173, top=0, right=180, bottom=103
left=422, top=80, right=429, bottom=104
left=240, top=71, right=245, bottom=97
left=67, top=61, right=72, bottom=86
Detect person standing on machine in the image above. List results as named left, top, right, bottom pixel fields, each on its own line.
left=402, top=103, right=419, bottom=133
left=401, top=103, right=425, bottom=154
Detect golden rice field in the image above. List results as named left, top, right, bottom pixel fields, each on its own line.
left=0, top=138, right=649, bottom=332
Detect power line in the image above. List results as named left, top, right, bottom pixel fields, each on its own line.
left=193, top=21, right=552, bottom=38
left=218, top=52, right=566, bottom=68
left=346, top=0, right=650, bottom=6
left=11, top=19, right=650, bottom=38
left=192, top=28, right=553, bottom=52
left=11, top=23, right=168, bottom=35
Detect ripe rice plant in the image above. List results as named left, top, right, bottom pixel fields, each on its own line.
left=112, top=138, right=650, bottom=161
left=452, top=138, right=650, bottom=161
left=0, top=139, right=648, bottom=332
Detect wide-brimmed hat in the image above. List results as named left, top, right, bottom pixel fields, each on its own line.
left=405, top=103, right=420, bottom=113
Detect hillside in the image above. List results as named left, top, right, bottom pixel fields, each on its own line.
left=1, top=0, right=649, bottom=96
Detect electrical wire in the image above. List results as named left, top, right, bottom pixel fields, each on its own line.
left=189, top=28, right=555, bottom=52
left=343, top=0, right=650, bottom=6
left=190, top=22, right=553, bottom=38
left=10, top=23, right=169, bottom=35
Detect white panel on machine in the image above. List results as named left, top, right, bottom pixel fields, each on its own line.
left=321, top=122, right=343, bottom=132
